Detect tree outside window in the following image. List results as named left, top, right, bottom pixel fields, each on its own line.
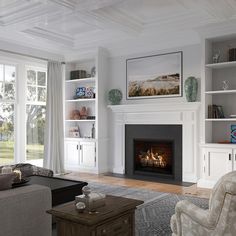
left=26, top=68, right=47, bottom=161
left=0, top=64, right=15, bottom=165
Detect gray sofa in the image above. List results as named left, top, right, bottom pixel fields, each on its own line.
left=0, top=184, right=52, bottom=236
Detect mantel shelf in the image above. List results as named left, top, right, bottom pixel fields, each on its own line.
left=205, top=90, right=236, bottom=94
left=205, top=61, right=236, bottom=69
left=108, top=102, right=201, bottom=113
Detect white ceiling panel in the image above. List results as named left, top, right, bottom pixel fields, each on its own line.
left=0, top=0, right=235, bottom=56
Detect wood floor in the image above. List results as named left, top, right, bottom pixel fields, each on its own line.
left=60, top=172, right=212, bottom=199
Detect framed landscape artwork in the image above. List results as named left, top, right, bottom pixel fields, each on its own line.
left=126, top=51, right=183, bottom=99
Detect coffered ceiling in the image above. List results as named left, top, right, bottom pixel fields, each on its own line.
left=0, top=0, right=236, bottom=57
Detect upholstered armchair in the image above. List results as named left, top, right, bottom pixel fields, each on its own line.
left=171, top=171, right=236, bottom=236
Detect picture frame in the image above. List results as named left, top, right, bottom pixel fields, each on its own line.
left=126, top=51, right=183, bottom=100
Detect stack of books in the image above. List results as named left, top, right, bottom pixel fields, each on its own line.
left=208, top=105, right=225, bottom=118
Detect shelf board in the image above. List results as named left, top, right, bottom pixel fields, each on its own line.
left=65, top=137, right=96, bottom=142
left=65, top=98, right=96, bottom=102
left=205, top=61, right=236, bottom=69
left=65, top=77, right=95, bottom=83
left=205, top=118, right=236, bottom=121
left=205, top=89, right=236, bottom=94
left=201, top=143, right=236, bottom=148
left=65, top=119, right=95, bottom=122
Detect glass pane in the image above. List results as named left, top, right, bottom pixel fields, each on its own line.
left=27, top=86, right=36, bottom=101
left=26, top=105, right=46, bottom=161
left=4, top=83, right=15, bottom=100
left=0, top=64, right=3, bottom=81
left=0, top=82, right=3, bottom=99
left=0, top=103, right=14, bottom=165
left=38, top=71, right=46, bottom=86
left=27, top=70, right=36, bottom=85
left=5, top=65, right=15, bottom=83
left=38, top=87, right=46, bottom=102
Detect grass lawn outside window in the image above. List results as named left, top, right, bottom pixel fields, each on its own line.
left=0, top=141, right=43, bottom=165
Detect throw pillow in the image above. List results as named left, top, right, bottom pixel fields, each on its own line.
left=0, top=173, right=15, bottom=190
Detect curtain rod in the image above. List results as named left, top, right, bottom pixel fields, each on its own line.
left=0, top=48, right=65, bottom=64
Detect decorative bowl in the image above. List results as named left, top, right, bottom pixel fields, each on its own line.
left=108, top=89, right=122, bottom=105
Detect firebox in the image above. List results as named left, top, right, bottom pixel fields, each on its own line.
left=125, top=124, right=182, bottom=182
left=134, top=140, right=173, bottom=175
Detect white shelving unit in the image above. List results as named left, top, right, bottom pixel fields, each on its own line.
left=205, top=61, right=236, bottom=69
left=205, top=89, right=236, bottom=95
left=64, top=48, right=109, bottom=173
left=205, top=118, right=236, bottom=122
left=198, top=36, right=236, bottom=188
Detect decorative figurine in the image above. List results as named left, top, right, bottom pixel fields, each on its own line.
left=79, top=106, right=88, bottom=119
left=75, top=202, right=86, bottom=213
left=222, top=80, right=229, bottom=90
left=70, top=110, right=80, bottom=120
left=212, top=50, right=221, bottom=63
left=91, top=66, right=96, bottom=77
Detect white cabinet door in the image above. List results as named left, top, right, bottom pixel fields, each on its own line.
left=80, top=142, right=96, bottom=168
left=233, top=149, right=236, bottom=171
left=65, top=141, right=79, bottom=166
left=205, top=148, right=233, bottom=181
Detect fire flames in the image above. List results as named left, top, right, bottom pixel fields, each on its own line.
left=139, top=148, right=167, bottom=168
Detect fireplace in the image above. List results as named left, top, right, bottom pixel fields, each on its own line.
left=125, top=124, right=182, bottom=182
left=134, top=140, right=173, bottom=175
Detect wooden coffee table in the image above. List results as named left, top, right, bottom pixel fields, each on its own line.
left=47, top=195, right=143, bottom=236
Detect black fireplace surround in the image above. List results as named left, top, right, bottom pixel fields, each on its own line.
left=125, top=124, right=182, bottom=182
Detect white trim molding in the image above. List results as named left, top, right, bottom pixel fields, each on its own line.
left=108, top=102, right=201, bottom=183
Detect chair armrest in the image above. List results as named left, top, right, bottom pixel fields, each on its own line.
left=175, top=200, right=214, bottom=229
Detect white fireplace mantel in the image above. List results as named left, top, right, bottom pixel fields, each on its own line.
left=108, top=102, right=201, bottom=183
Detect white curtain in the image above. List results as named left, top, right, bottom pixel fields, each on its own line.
left=43, top=61, right=64, bottom=174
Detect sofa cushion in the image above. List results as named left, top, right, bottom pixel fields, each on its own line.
left=0, top=173, right=15, bottom=190
left=0, top=163, right=53, bottom=178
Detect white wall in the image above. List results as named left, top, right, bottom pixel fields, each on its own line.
left=107, top=44, right=202, bottom=171
left=108, top=44, right=201, bottom=104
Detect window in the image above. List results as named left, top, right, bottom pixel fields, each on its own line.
left=0, top=64, right=16, bottom=165
left=26, top=68, right=47, bottom=164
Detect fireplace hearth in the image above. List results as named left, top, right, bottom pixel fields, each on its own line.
left=125, top=124, right=182, bottom=182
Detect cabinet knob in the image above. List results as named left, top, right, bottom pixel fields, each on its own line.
left=101, top=229, right=106, bottom=235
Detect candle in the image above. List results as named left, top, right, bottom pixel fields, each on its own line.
left=13, top=170, right=22, bottom=181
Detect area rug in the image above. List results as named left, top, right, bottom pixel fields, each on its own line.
left=87, top=182, right=209, bottom=236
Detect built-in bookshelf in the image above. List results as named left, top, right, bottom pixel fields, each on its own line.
left=64, top=48, right=109, bottom=173
left=203, top=36, right=236, bottom=144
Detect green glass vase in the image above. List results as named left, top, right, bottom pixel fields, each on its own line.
left=184, top=76, right=198, bottom=102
